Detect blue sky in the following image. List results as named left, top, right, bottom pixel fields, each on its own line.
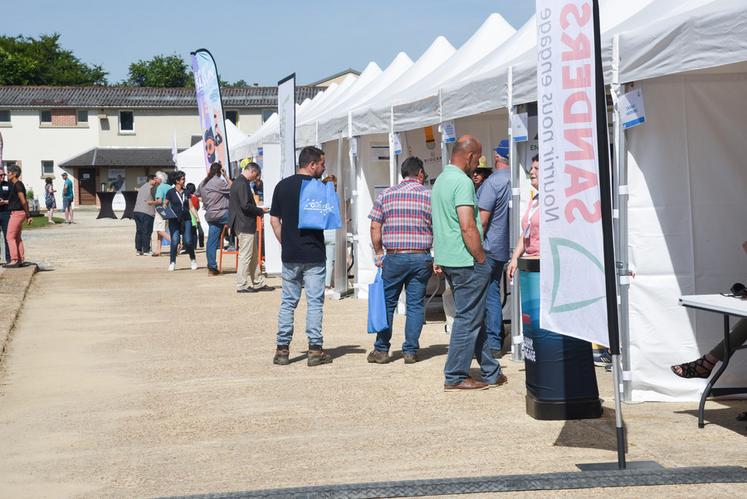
left=6, top=1, right=534, bottom=85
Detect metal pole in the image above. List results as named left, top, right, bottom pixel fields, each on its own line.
left=611, top=34, right=633, bottom=403
left=508, top=66, right=523, bottom=363
left=333, top=133, right=349, bottom=297
left=593, top=0, right=625, bottom=469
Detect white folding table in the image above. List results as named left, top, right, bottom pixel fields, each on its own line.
left=679, top=294, right=747, bottom=428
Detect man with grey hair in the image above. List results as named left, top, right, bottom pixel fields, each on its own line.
left=133, top=174, right=161, bottom=256
left=228, top=160, right=271, bottom=293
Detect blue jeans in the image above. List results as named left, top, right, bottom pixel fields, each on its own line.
left=374, top=252, right=433, bottom=355
left=442, top=262, right=502, bottom=385
left=484, top=257, right=507, bottom=351
left=0, top=211, right=10, bottom=262
left=277, top=262, right=325, bottom=347
left=206, top=213, right=228, bottom=270
left=168, top=218, right=195, bottom=263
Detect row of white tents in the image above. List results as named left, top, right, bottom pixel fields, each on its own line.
left=215, top=0, right=747, bottom=403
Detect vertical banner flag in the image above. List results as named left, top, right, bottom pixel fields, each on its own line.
left=278, top=73, right=296, bottom=180
left=191, top=49, right=229, bottom=174
left=536, top=0, right=609, bottom=346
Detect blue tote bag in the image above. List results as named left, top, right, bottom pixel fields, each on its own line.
left=298, top=179, right=342, bottom=230
left=367, top=268, right=388, bottom=333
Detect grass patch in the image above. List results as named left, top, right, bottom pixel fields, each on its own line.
left=26, top=214, right=66, bottom=229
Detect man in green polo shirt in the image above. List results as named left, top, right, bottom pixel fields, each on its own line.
left=432, top=135, right=504, bottom=391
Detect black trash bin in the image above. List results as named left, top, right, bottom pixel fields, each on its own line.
left=518, top=257, right=602, bottom=420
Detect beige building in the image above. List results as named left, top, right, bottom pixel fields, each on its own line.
left=0, top=85, right=320, bottom=205
left=307, top=68, right=360, bottom=88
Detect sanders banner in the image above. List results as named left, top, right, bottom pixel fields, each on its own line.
left=278, top=73, right=296, bottom=179
left=192, top=49, right=229, bottom=173
left=536, top=0, right=609, bottom=346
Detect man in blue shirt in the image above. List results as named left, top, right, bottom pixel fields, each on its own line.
left=477, top=144, right=512, bottom=358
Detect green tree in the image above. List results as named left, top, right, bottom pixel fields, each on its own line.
left=127, top=54, right=191, bottom=87
left=0, top=33, right=107, bottom=85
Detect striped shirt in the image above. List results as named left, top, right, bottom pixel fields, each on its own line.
left=368, top=179, right=432, bottom=251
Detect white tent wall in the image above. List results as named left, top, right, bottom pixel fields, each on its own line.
left=626, top=74, right=747, bottom=402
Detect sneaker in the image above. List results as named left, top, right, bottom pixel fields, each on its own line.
left=236, top=287, right=258, bottom=293
left=308, top=346, right=333, bottom=366
left=48, top=220, right=56, bottom=224
left=168, top=263, right=175, bottom=272
left=367, top=350, right=389, bottom=364
left=255, top=284, right=275, bottom=292
left=207, top=267, right=220, bottom=276
left=190, top=260, right=198, bottom=270
left=142, top=251, right=153, bottom=256
left=403, top=353, right=418, bottom=364
left=136, top=251, right=143, bottom=256
left=273, top=346, right=290, bottom=365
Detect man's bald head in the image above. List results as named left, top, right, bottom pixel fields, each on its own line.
left=450, top=134, right=483, bottom=175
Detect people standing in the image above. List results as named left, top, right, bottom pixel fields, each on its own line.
left=152, top=171, right=171, bottom=257
left=477, top=146, right=512, bottom=358
left=431, top=135, right=505, bottom=391
left=134, top=175, right=160, bottom=256
left=2, top=165, right=33, bottom=268
left=269, top=146, right=332, bottom=367
left=367, top=156, right=433, bottom=364
left=61, top=172, right=74, bottom=224
left=507, top=155, right=540, bottom=279
left=0, top=171, right=11, bottom=264
left=229, top=160, right=271, bottom=293
left=198, top=162, right=232, bottom=276
left=163, top=171, right=198, bottom=272
left=44, top=177, right=57, bottom=224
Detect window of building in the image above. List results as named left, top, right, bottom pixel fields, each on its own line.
left=261, top=109, right=274, bottom=123
left=77, top=110, right=88, bottom=123
left=40, top=110, right=52, bottom=123
left=225, top=110, right=239, bottom=126
left=41, top=160, right=54, bottom=176
left=0, top=110, right=10, bottom=123
left=119, top=110, right=134, bottom=132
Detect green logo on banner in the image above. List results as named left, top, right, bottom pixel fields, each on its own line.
left=549, top=237, right=605, bottom=314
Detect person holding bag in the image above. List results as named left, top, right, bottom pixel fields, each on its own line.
left=163, top=171, right=198, bottom=272
left=269, top=146, right=332, bottom=367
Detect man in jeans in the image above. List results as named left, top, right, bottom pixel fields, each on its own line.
left=61, top=172, right=74, bottom=224
left=229, top=160, right=271, bottom=293
left=367, top=156, right=433, bottom=364
left=270, top=146, right=332, bottom=367
left=477, top=145, right=511, bottom=358
left=432, top=135, right=505, bottom=391
left=133, top=175, right=160, bottom=256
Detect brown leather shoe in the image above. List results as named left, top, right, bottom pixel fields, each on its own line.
left=307, top=347, right=333, bottom=366
left=367, top=350, right=390, bottom=364
left=488, top=374, right=508, bottom=387
left=403, top=353, right=418, bottom=364
left=273, top=346, right=290, bottom=365
left=444, top=377, right=490, bottom=392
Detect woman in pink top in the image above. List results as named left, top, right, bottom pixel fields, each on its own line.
left=507, top=154, right=539, bottom=280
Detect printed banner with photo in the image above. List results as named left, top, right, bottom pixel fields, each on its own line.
left=278, top=74, right=296, bottom=179
left=107, top=168, right=126, bottom=191
left=536, top=0, right=609, bottom=346
left=192, top=49, right=229, bottom=173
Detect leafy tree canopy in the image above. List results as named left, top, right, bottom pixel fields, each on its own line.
left=127, top=54, right=191, bottom=87
left=0, top=33, right=107, bottom=85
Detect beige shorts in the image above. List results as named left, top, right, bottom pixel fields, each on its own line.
left=153, top=211, right=166, bottom=232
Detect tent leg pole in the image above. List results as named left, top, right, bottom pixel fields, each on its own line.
left=612, top=353, right=626, bottom=469
left=508, top=103, right=523, bottom=363
left=333, top=134, right=349, bottom=298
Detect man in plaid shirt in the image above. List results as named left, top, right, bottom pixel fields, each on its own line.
left=367, top=156, right=433, bottom=364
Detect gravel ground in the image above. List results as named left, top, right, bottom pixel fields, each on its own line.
left=0, top=209, right=744, bottom=498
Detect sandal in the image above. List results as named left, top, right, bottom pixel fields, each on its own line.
left=671, top=356, right=716, bottom=379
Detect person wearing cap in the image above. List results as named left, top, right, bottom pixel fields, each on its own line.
left=229, top=159, right=272, bottom=293
left=476, top=140, right=512, bottom=358
left=61, top=172, right=74, bottom=224
left=471, top=155, right=492, bottom=194
left=0, top=170, right=11, bottom=263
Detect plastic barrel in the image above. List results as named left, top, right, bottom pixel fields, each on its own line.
left=519, top=257, right=602, bottom=420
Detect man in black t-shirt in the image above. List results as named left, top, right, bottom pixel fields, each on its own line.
left=0, top=171, right=11, bottom=262
left=270, top=146, right=332, bottom=367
